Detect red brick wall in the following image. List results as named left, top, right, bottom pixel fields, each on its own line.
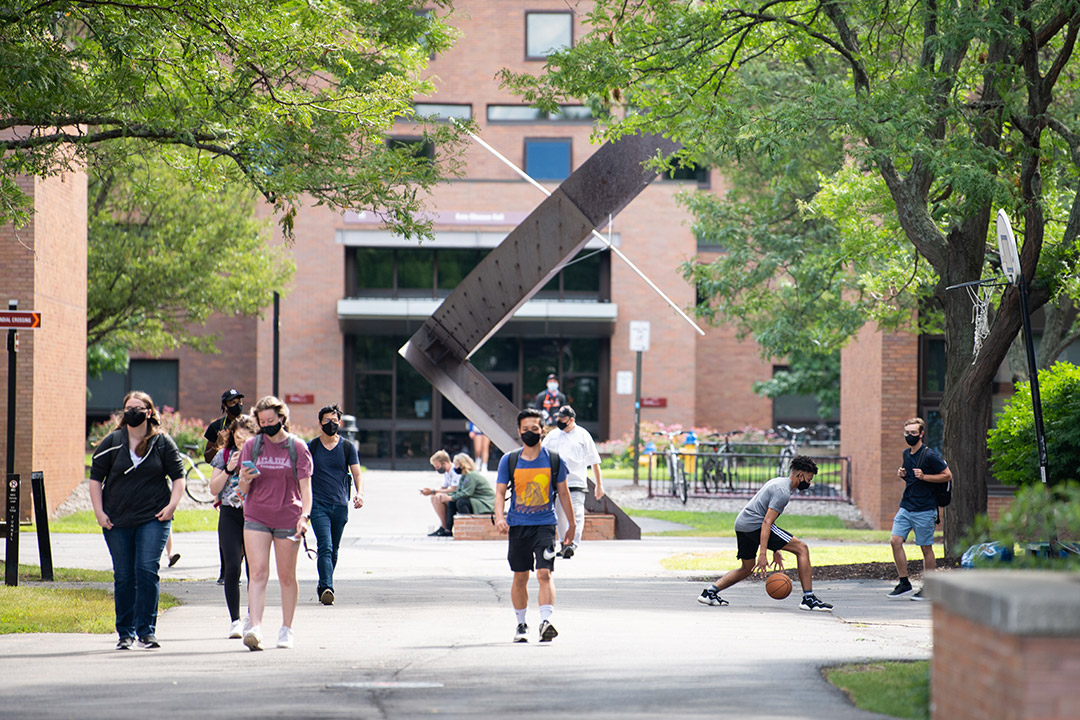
left=0, top=170, right=88, bottom=517
left=842, top=322, right=919, bottom=529
left=932, top=604, right=1080, bottom=720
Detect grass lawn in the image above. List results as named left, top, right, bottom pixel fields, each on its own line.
left=626, top=508, right=898, bottom=542
left=660, top=543, right=944, bottom=571
left=825, top=661, right=930, bottom=720
left=0, top=562, right=180, bottom=634
left=29, top=509, right=220, bottom=534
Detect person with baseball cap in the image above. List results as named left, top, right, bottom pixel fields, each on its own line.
left=530, top=373, right=566, bottom=429
left=203, top=389, right=245, bottom=463
left=541, top=405, right=604, bottom=558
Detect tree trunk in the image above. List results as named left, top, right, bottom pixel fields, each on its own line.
left=940, top=370, right=991, bottom=557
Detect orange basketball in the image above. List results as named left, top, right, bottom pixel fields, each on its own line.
left=765, top=572, right=792, bottom=600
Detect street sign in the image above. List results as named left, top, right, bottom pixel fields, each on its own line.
left=0, top=311, right=41, bottom=329
left=616, top=371, right=634, bottom=395
left=629, top=321, right=650, bottom=352
left=641, top=397, right=667, bottom=408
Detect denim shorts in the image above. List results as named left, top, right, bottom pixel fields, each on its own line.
left=244, top=519, right=296, bottom=539
left=891, top=507, right=937, bottom=546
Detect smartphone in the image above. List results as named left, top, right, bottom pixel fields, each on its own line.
left=241, top=460, right=259, bottom=476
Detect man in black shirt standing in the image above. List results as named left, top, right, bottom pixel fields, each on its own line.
left=531, top=374, right=566, bottom=430
left=203, top=389, right=245, bottom=463
left=887, top=417, right=952, bottom=600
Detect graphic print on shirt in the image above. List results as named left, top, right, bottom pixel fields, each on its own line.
left=513, top=466, right=553, bottom=515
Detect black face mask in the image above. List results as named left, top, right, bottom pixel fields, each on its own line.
left=261, top=421, right=283, bottom=437
left=322, top=421, right=339, bottom=436
left=226, top=403, right=243, bottom=417
left=453, top=466, right=463, bottom=474
left=797, top=479, right=812, bottom=491
left=556, top=420, right=569, bottom=431
left=520, top=430, right=541, bottom=447
left=905, top=434, right=921, bottom=446
left=123, top=408, right=147, bottom=427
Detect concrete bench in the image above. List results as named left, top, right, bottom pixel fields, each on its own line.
left=452, top=513, right=616, bottom=541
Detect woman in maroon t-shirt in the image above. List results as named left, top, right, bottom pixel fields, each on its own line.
left=237, top=396, right=313, bottom=651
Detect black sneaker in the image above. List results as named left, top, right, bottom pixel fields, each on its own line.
left=428, top=527, right=452, bottom=537
left=799, top=594, right=833, bottom=612
left=561, top=544, right=575, bottom=560
left=320, top=588, right=335, bottom=605
left=538, top=619, right=558, bottom=642
left=137, top=635, right=161, bottom=649
left=910, top=588, right=927, bottom=601
left=168, top=553, right=181, bottom=568
left=697, top=588, right=728, bottom=607
left=513, top=623, right=528, bottom=643
left=116, top=636, right=134, bottom=650
left=887, top=580, right=914, bottom=599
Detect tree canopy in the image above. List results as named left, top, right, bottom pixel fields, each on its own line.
left=86, top=145, right=294, bottom=378
left=502, top=0, right=1080, bottom=550
left=1, top=0, right=464, bottom=238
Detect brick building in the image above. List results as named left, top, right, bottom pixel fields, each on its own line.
left=0, top=170, right=88, bottom=517
left=89, top=1, right=795, bottom=471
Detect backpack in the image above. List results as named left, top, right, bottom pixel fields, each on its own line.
left=505, top=448, right=562, bottom=496
left=251, top=433, right=298, bottom=483
left=910, top=446, right=951, bottom=508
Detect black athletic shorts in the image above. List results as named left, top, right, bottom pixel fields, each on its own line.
left=507, top=524, right=558, bottom=573
left=735, top=525, right=793, bottom=560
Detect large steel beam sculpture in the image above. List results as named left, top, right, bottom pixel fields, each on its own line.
left=400, top=132, right=680, bottom=539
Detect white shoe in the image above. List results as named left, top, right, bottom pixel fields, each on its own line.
left=229, top=619, right=243, bottom=639
left=277, top=626, right=294, bottom=649
left=243, top=616, right=251, bottom=635
left=243, top=626, right=263, bottom=651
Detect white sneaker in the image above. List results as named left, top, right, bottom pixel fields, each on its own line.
left=229, top=619, right=243, bottom=639
left=243, top=616, right=251, bottom=635
left=243, top=626, right=263, bottom=651
left=277, top=626, right=294, bottom=649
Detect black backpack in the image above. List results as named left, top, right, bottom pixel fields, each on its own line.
left=910, top=446, right=951, bottom=507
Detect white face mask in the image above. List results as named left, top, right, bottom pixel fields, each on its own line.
left=547, top=382, right=558, bottom=392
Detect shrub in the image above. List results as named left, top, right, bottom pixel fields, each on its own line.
left=987, top=362, right=1080, bottom=485
left=956, top=481, right=1080, bottom=568
left=85, top=407, right=209, bottom=453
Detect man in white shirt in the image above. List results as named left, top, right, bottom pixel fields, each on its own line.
left=541, top=406, right=604, bottom=558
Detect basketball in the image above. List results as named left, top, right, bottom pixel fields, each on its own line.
left=765, top=572, right=792, bottom=599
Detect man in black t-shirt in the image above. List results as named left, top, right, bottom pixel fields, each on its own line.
left=887, top=417, right=952, bottom=601
left=531, top=374, right=567, bottom=429
left=203, top=389, right=245, bottom=463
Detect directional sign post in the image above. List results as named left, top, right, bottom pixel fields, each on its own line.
left=629, top=322, right=650, bottom=486
left=4, top=302, right=40, bottom=586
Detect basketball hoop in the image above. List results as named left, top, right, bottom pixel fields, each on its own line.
left=966, top=282, right=995, bottom=363
left=996, top=209, right=1021, bottom=286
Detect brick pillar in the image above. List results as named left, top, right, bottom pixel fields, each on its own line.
left=926, top=571, right=1080, bottom=720
left=840, top=322, right=918, bottom=529
left=0, top=171, right=88, bottom=518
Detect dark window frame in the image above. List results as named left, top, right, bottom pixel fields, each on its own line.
left=485, top=104, right=593, bottom=124
left=524, top=10, right=574, bottom=60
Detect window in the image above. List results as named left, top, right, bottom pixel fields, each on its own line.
left=664, top=161, right=710, bottom=185
left=486, top=105, right=592, bottom=123
left=387, top=136, right=435, bottom=163
left=87, top=360, right=179, bottom=413
left=526, top=11, right=572, bottom=59
left=395, top=249, right=435, bottom=294
left=411, top=103, right=472, bottom=121
left=436, top=249, right=484, bottom=290
left=524, top=138, right=571, bottom=181
left=355, top=248, right=394, bottom=292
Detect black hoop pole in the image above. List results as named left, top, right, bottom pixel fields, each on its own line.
left=1017, top=274, right=1050, bottom=484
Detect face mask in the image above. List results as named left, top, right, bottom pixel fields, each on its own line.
left=797, top=479, right=812, bottom=491
left=547, top=382, right=558, bottom=393
left=261, top=421, right=283, bottom=437
left=521, top=430, right=541, bottom=447
left=905, top=434, right=920, bottom=446
left=123, top=408, right=147, bottom=426
left=453, top=466, right=463, bottom=474
left=556, top=420, right=569, bottom=431
left=322, top=421, right=339, bottom=436
left=226, top=403, right=242, bottom=417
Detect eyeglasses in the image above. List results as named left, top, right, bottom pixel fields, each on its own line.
left=300, top=535, right=316, bottom=560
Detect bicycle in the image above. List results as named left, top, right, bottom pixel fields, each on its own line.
left=181, top=444, right=216, bottom=504
left=654, top=430, right=689, bottom=504
left=775, top=424, right=811, bottom=475
left=699, top=431, right=739, bottom=493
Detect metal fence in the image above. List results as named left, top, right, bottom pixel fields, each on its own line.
left=646, top=449, right=851, bottom=502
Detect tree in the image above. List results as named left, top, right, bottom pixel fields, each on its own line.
left=86, top=146, right=295, bottom=379
left=502, top=0, right=1080, bottom=552
left=1, top=0, right=464, bottom=239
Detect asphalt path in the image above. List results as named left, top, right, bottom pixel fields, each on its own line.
left=0, top=471, right=931, bottom=719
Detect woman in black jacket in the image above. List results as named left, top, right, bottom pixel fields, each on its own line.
left=89, top=391, right=185, bottom=650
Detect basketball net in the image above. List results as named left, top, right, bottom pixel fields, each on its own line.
left=966, top=283, right=995, bottom=364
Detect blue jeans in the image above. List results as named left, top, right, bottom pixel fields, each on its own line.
left=310, top=500, right=348, bottom=592
left=102, top=518, right=171, bottom=639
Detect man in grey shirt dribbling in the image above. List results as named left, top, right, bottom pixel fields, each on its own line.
left=698, top=455, right=833, bottom=611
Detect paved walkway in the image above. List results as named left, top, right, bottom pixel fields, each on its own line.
left=0, top=471, right=929, bottom=719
